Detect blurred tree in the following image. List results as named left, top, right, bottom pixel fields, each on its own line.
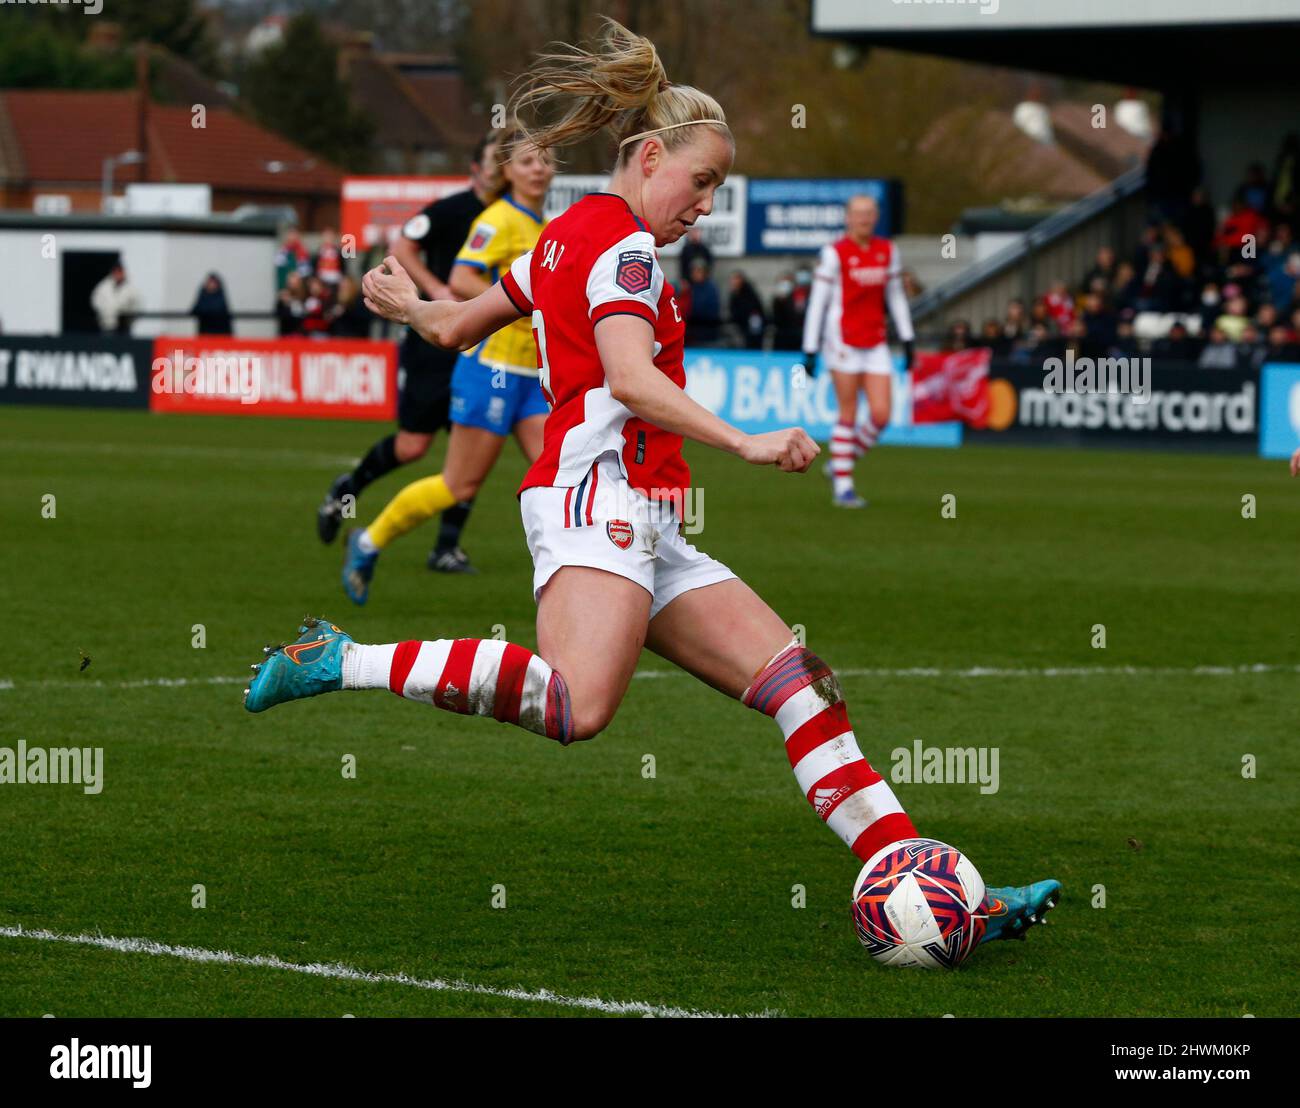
left=242, top=12, right=376, bottom=171
left=115, top=0, right=221, bottom=74
left=0, top=21, right=134, bottom=89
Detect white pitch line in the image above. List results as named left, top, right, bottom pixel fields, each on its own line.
left=0, top=924, right=772, bottom=1019
left=3, top=662, right=1299, bottom=694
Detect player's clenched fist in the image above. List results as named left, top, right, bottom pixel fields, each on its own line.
left=739, top=428, right=820, bottom=473
left=362, top=256, right=420, bottom=325
left=1291, top=446, right=1300, bottom=477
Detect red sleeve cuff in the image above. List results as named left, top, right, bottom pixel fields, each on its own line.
left=500, top=270, right=532, bottom=315
left=590, top=299, right=656, bottom=326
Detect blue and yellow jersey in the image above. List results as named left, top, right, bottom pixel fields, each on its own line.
left=454, top=193, right=546, bottom=374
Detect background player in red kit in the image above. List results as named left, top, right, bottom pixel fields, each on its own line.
left=243, top=18, right=1058, bottom=948
left=802, top=195, right=916, bottom=508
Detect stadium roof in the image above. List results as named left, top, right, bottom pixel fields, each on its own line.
left=810, top=0, right=1300, bottom=85
left=0, top=90, right=342, bottom=196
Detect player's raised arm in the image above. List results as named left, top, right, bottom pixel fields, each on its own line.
left=595, top=314, right=818, bottom=473
left=362, top=255, right=524, bottom=351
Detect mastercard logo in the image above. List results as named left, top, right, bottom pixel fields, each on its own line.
left=985, top=378, right=1017, bottom=431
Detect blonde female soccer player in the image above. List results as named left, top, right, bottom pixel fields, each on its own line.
left=340, top=130, right=554, bottom=600
left=246, top=18, right=1057, bottom=947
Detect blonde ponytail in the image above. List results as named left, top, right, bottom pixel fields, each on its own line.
left=507, top=16, right=731, bottom=166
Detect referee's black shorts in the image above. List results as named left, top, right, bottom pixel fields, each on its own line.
left=397, top=331, right=457, bottom=434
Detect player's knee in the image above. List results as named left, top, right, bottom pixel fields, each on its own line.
left=448, top=474, right=483, bottom=502
left=395, top=433, right=431, bottom=463
left=868, top=404, right=889, bottom=431
left=567, top=704, right=612, bottom=743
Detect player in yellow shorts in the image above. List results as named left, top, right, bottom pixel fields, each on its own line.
left=342, top=130, right=554, bottom=603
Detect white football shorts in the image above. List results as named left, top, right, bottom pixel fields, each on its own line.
left=520, top=450, right=736, bottom=619
left=826, top=340, right=894, bottom=376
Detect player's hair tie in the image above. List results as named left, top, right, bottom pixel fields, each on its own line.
left=618, top=118, right=726, bottom=151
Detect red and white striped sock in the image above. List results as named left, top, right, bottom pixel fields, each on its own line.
left=742, top=639, right=917, bottom=861
left=853, top=418, right=879, bottom=458
left=829, top=422, right=857, bottom=495
left=342, top=639, right=573, bottom=744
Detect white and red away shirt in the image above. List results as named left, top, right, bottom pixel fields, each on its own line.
left=802, top=235, right=914, bottom=353
left=499, top=192, right=690, bottom=504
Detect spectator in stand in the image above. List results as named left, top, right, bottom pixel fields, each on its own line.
left=1215, top=192, right=1270, bottom=263
left=1111, top=261, right=1139, bottom=313
left=1237, top=324, right=1268, bottom=370
left=1003, top=298, right=1028, bottom=343
left=684, top=257, right=722, bottom=346
left=1198, top=326, right=1239, bottom=369
left=277, top=272, right=307, bottom=336
left=300, top=276, right=333, bottom=338
left=1265, top=323, right=1300, bottom=363
left=314, top=228, right=344, bottom=287
left=1042, top=280, right=1076, bottom=329
left=979, top=318, right=1010, bottom=355
left=1012, top=322, right=1064, bottom=364
left=1238, top=163, right=1271, bottom=214
left=1198, top=281, right=1223, bottom=333
left=276, top=230, right=312, bottom=291
left=1079, top=291, right=1116, bottom=353
left=1256, top=303, right=1280, bottom=334
left=191, top=272, right=232, bottom=335
left=90, top=263, right=140, bottom=335
left=726, top=270, right=767, bottom=349
left=1133, top=243, right=1182, bottom=311
left=329, top=276, right=373, bottom=338
left=1081, top=246, right=1117, bottom=291
left=771, top=271, right=808, bottom=351
left=678, top=226, right=713, bottom=286
left=944, top=319, right=974, bottom=351
left=1263, top=223, right=1300, bottom=307
left=1215, top=292, right=1251, bottom=342
left=1162, top=224, right=1196, bottom=283
left=1181, top=186, right=1217, bottom=267
left=1152, top=320, right=1200, bottom=360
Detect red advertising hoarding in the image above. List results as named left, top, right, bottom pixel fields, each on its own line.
left=340, top=176, right=468, bottom=252
left=150, top=336, right=397, bottom=420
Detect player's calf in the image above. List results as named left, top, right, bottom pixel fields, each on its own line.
left=742, top=638, right=917, bottom=862
left=245, top=621, right=574, bottom=744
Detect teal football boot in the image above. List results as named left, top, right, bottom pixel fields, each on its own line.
left=341, top=529, right=379, bottom=606
left=243, top=617, right=352, bottom=713
left=980, top=880, right=1061, bottom=943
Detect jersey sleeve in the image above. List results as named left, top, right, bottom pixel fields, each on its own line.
left=400, top=202, right=440, bottom=248
left=885, top=241, right=915, bottom=343
left=455, top=209, right=514, bottom=276
left=499, top=250, right=534, bottom=315
left=585, top=230, right=663, bottom=326
left=802, top=244, right=839, bottom=353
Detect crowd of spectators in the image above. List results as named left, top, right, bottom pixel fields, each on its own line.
left=945, top=135, right=1300, bottom=371
left=273, top=229, right=374, bottom=339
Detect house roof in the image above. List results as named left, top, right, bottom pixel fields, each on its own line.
left=0, top=89, right=342, bottom=196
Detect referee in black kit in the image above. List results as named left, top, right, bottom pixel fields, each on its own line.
left=317, top=132, right=498, bottom=574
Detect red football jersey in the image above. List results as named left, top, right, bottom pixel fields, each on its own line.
left=500, top=192, right=690, bottom=504
left=813, top=235, right=897, bottom=349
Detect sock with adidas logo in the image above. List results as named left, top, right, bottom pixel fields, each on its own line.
left=742, top=639, right=916, bottom=861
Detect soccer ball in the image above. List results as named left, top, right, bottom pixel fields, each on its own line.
left=851, top=838, right=986, bottom=968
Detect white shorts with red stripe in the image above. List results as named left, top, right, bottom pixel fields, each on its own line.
left=826, top=340, right=893, bottom=376
left=520, top=450, right=736, bottom=619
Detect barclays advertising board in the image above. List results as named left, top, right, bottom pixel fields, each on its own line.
left=682, top=348, right=960, bottom=446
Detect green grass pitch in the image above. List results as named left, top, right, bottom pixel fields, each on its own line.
left=1, top=405, right=1297, bottom=1016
